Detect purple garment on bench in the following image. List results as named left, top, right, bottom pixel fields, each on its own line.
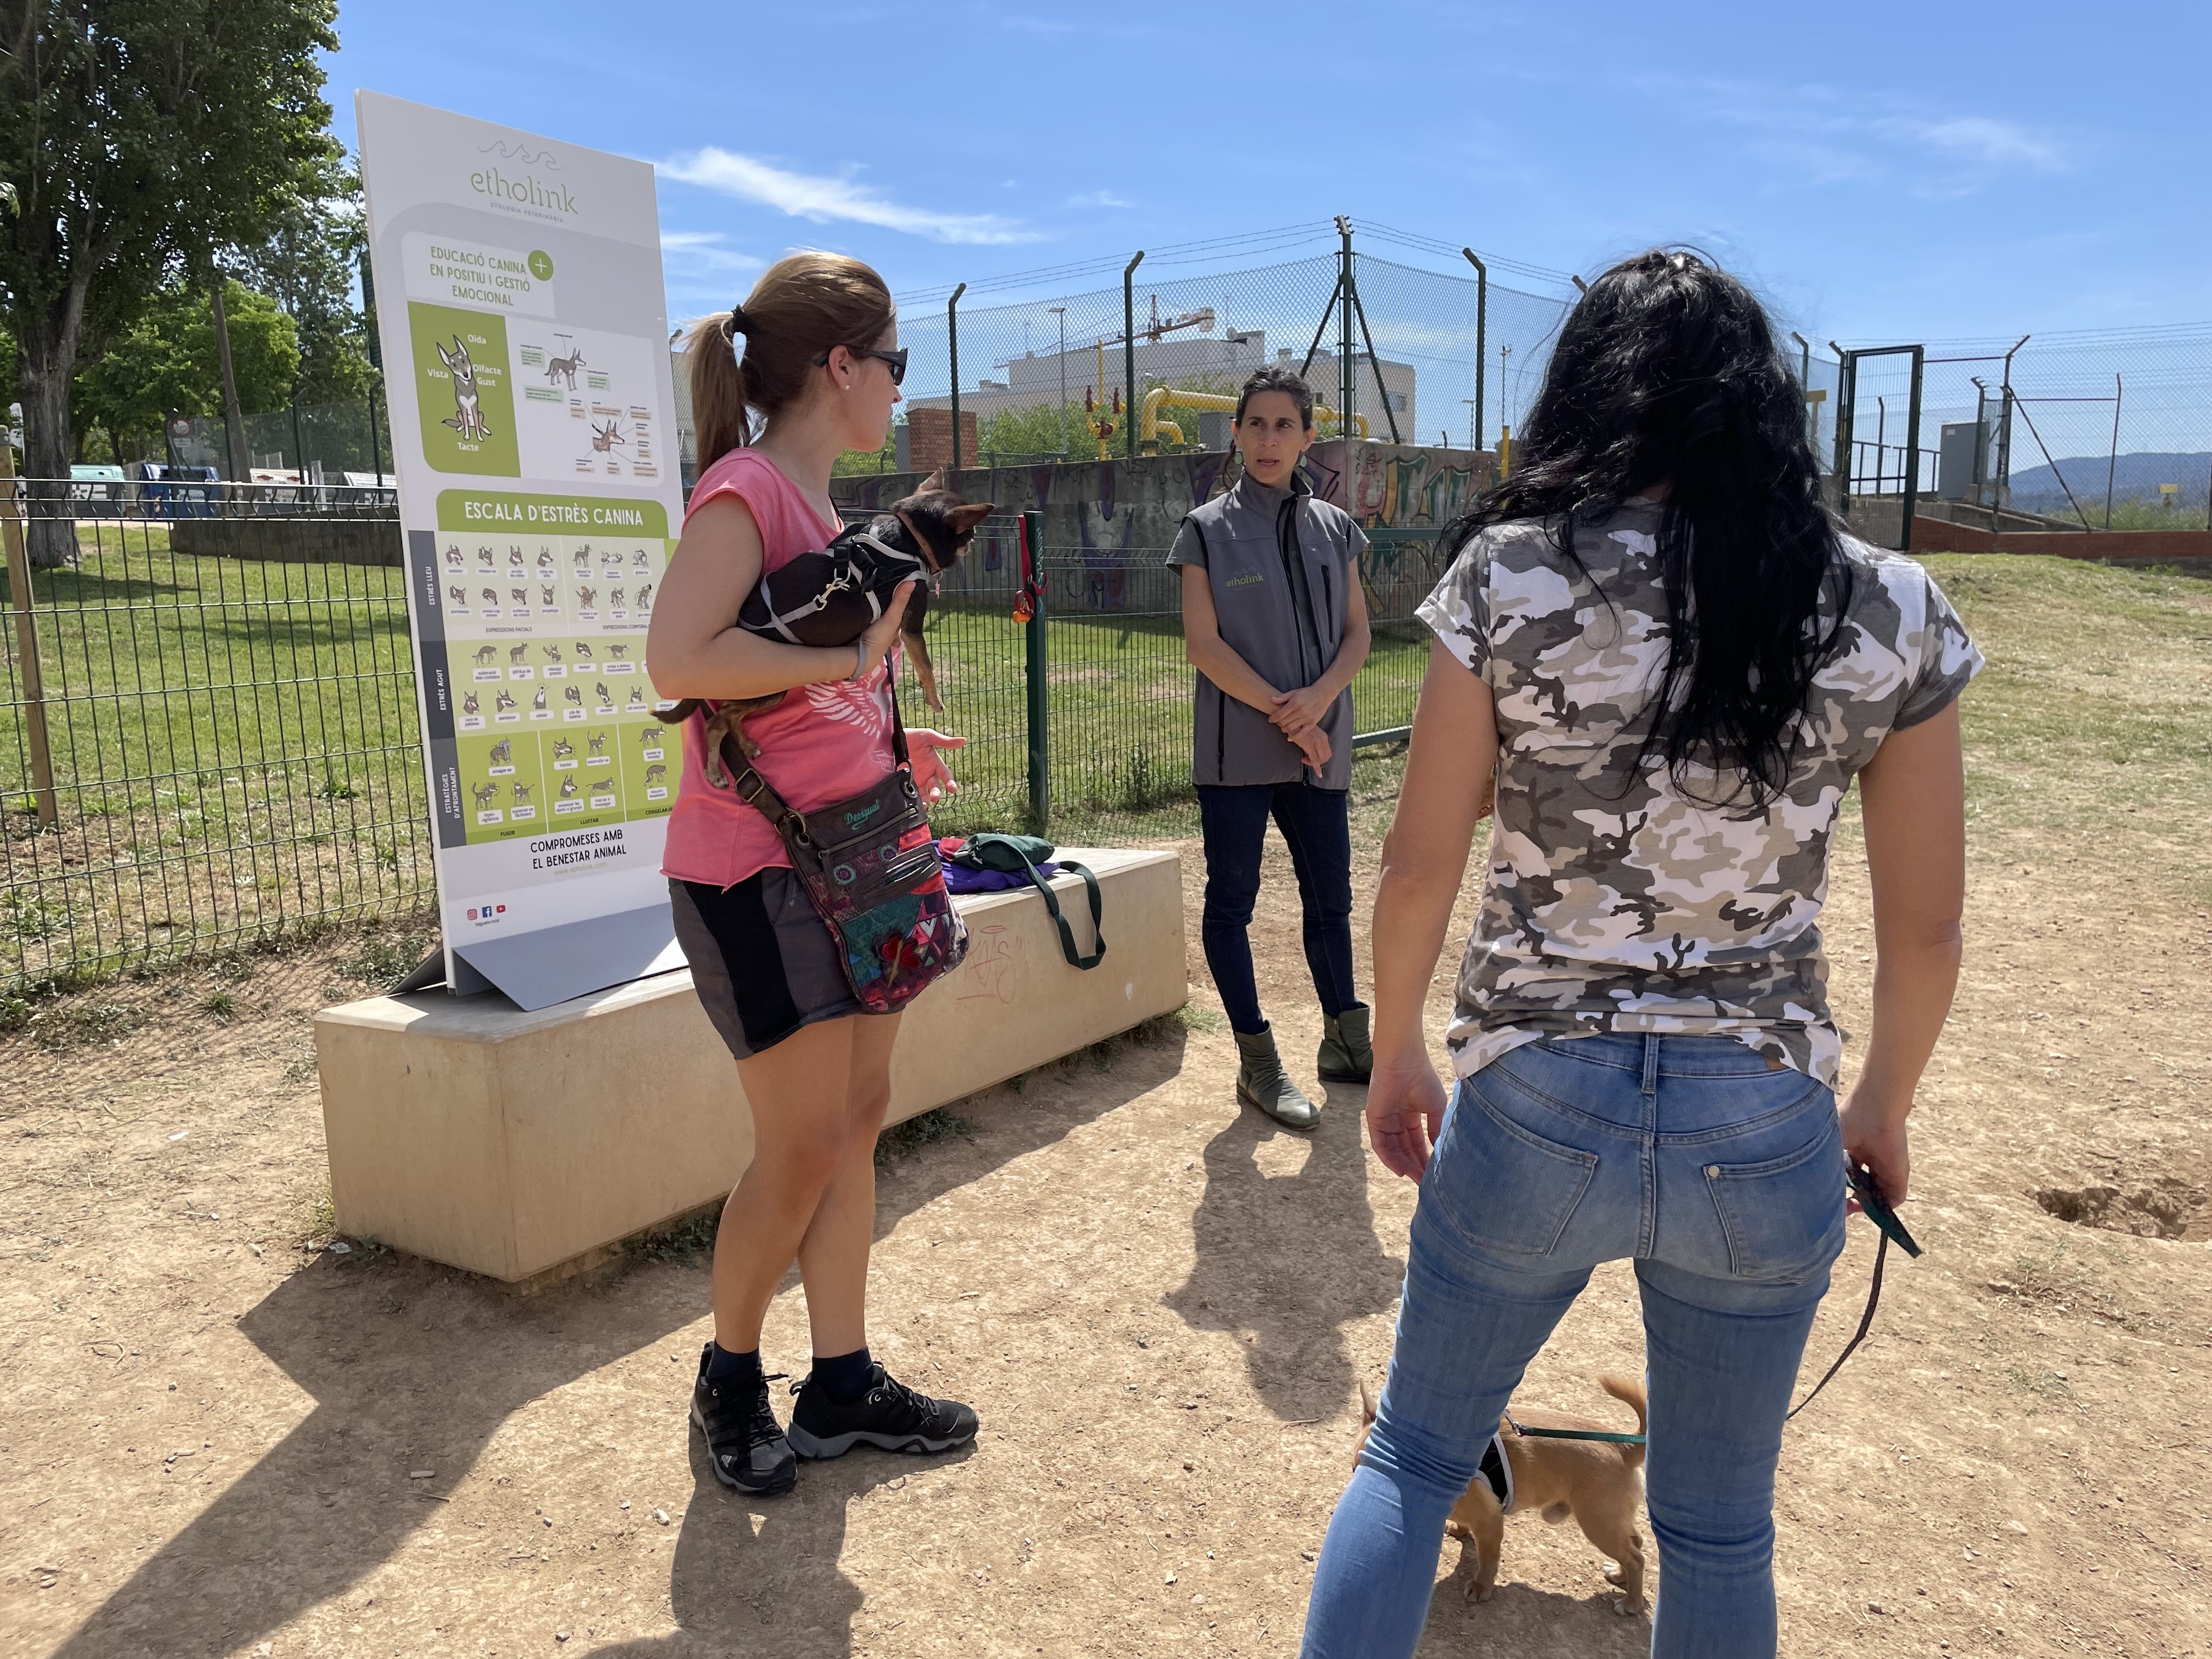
left=942, top=860, right=1059, bottom=895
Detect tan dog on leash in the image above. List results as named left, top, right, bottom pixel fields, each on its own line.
left=1355, top=1374, right=1649, bottom=1615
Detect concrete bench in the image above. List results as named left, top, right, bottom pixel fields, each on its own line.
left=314, top=848, right=1184, bottom=1282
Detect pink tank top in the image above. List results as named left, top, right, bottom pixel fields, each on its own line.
left=659, top=449, right=898, bottom=888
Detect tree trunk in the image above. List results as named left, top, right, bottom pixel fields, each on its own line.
left=15, top=353, right=81, bottom=571
left=211, top=278, right=250, bottom=482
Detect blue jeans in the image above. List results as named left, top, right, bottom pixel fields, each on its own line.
left=1301, top=1033, right=1848, bottom=1659
left=1197, top=781, right=1359, bottom=1035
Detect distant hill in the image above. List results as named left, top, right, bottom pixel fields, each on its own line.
left=2006, top=451, right=2210, bottom=510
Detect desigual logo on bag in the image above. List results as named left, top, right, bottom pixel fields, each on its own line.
left=844, top=803, right=882, bottom=832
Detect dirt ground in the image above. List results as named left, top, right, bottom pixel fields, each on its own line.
left=4, top=778, right=2211, bottom=1656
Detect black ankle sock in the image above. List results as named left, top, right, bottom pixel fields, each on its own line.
left=813, top=1346, right=877, bottom=1404
left=704, top=1342, right=761, bottom=1386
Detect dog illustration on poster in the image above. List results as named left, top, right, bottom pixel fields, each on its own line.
left=435, top=337, right=493, bottom=442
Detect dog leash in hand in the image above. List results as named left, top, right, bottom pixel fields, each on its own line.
left=1500, top=1195, right=1920, bottom=1446
left=1788, top=1165, right=1924, bottom=1421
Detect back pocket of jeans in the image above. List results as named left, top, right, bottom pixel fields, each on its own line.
left=1426, top=1086, right=1599, bottom=1256
left=1701, top=1121, right=1848, bottom=1282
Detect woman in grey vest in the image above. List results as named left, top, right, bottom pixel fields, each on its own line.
left=1168, top=367, right=1374, bottom=1128
left=1302, top=253, right=1979, bottom=1656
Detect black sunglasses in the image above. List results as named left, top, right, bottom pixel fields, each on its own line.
left=819, top=345, right=907, bottom=386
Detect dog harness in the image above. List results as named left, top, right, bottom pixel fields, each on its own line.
left=744, top=522, right=927, bottom=645
left=1475, top=1431, right=1515, bottom=1514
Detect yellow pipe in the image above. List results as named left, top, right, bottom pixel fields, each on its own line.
left=1139, top=385, right=1368, bottom=449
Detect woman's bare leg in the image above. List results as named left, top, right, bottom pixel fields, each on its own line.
left=793, top=1010, right=902, bottom=1356
left=710, top=1014, right=865, bottom=1353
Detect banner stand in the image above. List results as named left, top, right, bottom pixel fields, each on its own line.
left=453, top=906, right=684, bottom=1012
left=358, top=92, right=687, bottom=1007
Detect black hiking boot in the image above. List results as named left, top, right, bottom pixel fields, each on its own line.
left=690, top=1346, right=797, bottom=1496
left=1235, top=1024, right=1320, bottom=1131
left=1318, top=1003, right=1374, bottom=1084
left=786, top=1364, right=979, bottom=1460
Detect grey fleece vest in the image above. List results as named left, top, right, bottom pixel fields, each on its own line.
left=1170, top=471, right=1359, bottom=790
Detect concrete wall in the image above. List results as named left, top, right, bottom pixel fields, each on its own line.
left=1909, top=517, right=2212, bottom=565
left=171, top=516, right=402, bottom=567
left=832, top=439, right=1493, bottom=614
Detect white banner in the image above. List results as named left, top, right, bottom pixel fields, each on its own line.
left=358, top=91, right=686, bottom=1007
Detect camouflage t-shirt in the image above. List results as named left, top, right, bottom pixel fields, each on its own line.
left=1415, top=503, right=1983, bottom=1085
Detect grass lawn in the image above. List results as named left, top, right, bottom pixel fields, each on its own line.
left=5, top=537, right=2204, bottom=992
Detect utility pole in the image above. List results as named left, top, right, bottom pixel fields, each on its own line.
left=1050, top=306, right=1066, bottom=460
left=1462, top=398, right=1479, bottom=454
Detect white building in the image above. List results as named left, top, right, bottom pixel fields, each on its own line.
left=907, top=329, right=1417, bottom=447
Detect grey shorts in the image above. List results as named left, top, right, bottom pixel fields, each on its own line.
left=668, top=871, right=870, bottom=1062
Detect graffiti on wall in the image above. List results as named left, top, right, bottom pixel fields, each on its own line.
left=827, top=442, right=1489, bottom=616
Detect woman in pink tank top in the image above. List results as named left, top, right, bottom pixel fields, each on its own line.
left=646, top=253, right=978, bottom=1494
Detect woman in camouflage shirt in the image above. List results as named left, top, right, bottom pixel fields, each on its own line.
left=1302, top=252, right=1980, bottom=1658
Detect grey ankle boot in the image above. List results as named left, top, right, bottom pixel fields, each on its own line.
left=1234, top=1025, right=1319, bottom=1131
left=1318, top=1004, right=1373, bottom=1084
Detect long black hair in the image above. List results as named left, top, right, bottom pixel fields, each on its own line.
left=1445, top=249, right=1853, bottom=812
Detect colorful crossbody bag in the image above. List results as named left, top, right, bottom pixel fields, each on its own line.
left=716, top=694, right=968, bottom=1014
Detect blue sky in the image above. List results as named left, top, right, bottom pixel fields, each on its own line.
left=327, top=0, right=2209, bottom=346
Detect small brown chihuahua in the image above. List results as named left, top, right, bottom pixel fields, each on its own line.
left=1355, top=1374, right=1649, bottom=1615
left=654, top=474, right=993, bottom=787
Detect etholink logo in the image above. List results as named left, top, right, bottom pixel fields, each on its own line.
left=470, top=165, right=577, bottom=215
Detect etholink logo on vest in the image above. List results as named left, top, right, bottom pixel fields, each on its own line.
left=470, top=140, right=577, bottom=215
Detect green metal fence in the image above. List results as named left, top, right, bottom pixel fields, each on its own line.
left=1, top=482, right=428, bottom=997
left=3, top=490, right=1444, bottom=994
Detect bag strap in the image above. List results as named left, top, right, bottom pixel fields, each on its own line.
left=718, top=660, right=913, bottom=837
left=1002, top=840, right=1104, bottom=970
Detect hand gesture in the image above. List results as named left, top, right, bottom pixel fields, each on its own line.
left=1291, top=724, right=1332, bottom=771
left=905, top=729, right=966, bottom=805
left=857, top=580, right=917, bottom=676
left=1838, top=1090, right=1911, bottom=1210
left=1270, top=684, right=1332, bottom=738
left=1365, top=1047, right=1449, bottom=1180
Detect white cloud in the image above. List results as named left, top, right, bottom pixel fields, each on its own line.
left=1641, top=74, right=2074, bottom=195
left=659, top=230, right=763, bottom=273
left=1885, top=116, right=2064, bottom=171
left=1067, top=189, right=1133, bottom=210
left=659, top=148, right=1040, bottom=245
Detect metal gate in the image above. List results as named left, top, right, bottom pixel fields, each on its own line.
left=1832, top=344, right=1926, bottom=551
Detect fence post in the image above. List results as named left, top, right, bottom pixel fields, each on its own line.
left=948, top=283, right=967, bottom=473
left=1022, top=509, right=1048, bottom=830
left=369, top=378, right=385, bottom=486
left=1462, top=249, right=1486, bottom=458
left=1899, top=345, right=1924, bottom=554
left=1122, top=253, right=1143, bottom=460
left=0, top=443, right=59, bottom=826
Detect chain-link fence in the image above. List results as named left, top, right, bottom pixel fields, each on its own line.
left=1829, top=324, right=2212, bottom=530
left=16, top=224, right=2210, bottom=994
left=884, top=228, right=1581, bottom=473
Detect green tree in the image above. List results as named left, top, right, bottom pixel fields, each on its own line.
left=74, top=280, right=300, bottom=456
left=0, top=0, right=341, bottom=566
left=241, top=164, right=375, bottom=405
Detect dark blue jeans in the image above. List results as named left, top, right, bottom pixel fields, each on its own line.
left=1197, top=781, right=1359, bottom=1035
